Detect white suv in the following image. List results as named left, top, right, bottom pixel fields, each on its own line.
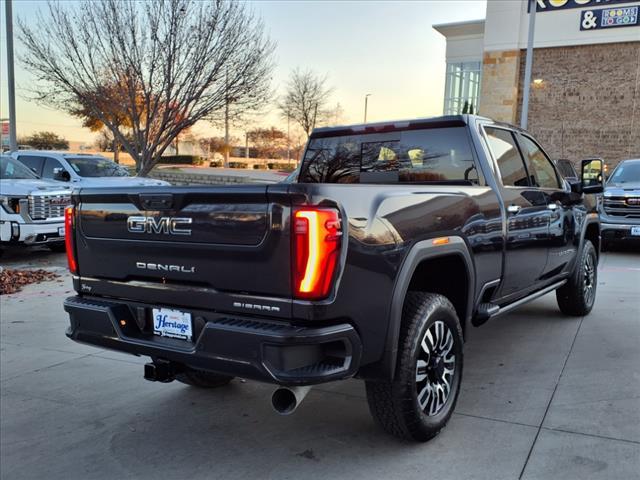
left=11, top=151, right=169, bottom=187
left=0, top=155, right=71, bottom=253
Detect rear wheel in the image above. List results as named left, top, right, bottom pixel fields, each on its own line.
left=176, top=368, right=234, bottom=388
left=556, top=239, right=597, bottom=316
left=365, top=292, right=463, bottom=441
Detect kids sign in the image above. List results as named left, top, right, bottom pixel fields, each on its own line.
left=580, top=5, right=639, bottom=29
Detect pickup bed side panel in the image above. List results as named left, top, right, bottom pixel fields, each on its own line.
left=287, top=183, right=503, bottom=371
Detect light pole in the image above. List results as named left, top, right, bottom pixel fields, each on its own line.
left=364, top=94, right=372, bottom=123
left=520, top=0, right=537, bottom=130
left=5, top=0, right=18, bottom=152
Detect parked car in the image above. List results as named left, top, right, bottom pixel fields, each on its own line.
left=0, top=155, right=71, bottom=254
left=11, top=151, right=169, bottom=187
left=62, top=115, right=603, bottom=441
left=599, top=158, right=640, bottom=249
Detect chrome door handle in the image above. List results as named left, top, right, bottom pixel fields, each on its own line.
left=547, top=203, right=558, bottom=211
left=507, top=205, right=521, bottom=214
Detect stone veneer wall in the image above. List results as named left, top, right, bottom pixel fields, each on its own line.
left=149, top=170, right=250, bottom=185
left=516, top=41, right=640, bottom=168
left=479, top=50, right=522, bottom=123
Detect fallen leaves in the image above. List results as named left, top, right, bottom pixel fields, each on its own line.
left=0, top=268, right=61, bottom=295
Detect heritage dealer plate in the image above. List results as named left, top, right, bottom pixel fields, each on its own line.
left=631, top=226, right=640, bottom=236
left=58, top=227, right=65, bottom=236
left=152, top=308, right=193, bottom=341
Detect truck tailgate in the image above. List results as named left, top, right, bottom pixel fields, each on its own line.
left=75, top=185, right=291, bottom=297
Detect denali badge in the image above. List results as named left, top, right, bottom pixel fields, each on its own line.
left=127, top=216, right=192, bottom=235
left=136, top=262, right=195, bottom=273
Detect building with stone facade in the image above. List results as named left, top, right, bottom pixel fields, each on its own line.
left=434, top=0, right=640, bottom=168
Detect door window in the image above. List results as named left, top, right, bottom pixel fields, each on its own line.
left=42, top=157, right=65, bottom=179
left=16, top=155, right=45, bottom=176
left=519, top=135, right=561, bottom=189
left=484, top=127, right=529, bottom=187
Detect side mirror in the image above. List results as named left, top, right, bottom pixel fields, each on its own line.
left=53, top=167, right=71, bottom=182
left=581, top=158, right=604, bottom=194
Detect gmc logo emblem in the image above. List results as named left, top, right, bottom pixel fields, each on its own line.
left=127, top=216, right=192, bottom=235
left=626, top=198, right=640, bottom=206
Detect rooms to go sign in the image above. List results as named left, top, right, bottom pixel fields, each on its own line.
left=580, top=5, right=639, bottom=29
left=532, top=0, right=639, bottom=12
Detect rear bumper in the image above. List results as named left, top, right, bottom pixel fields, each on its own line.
left=64, top=295, right=362, bottom=386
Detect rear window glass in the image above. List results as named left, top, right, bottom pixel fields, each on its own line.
left=299, top=127, right=481, bottom=185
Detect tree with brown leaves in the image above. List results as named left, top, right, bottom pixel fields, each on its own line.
left=19, top=0, right=274, bottom=175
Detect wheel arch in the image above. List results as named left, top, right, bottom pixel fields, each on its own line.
left=373, top=236, right=476, bottom=381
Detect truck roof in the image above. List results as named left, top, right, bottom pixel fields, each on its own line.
left=309, top=114, right=491, bottom=139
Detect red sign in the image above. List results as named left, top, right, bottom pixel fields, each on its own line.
left=1, top=122, right=9, bottom=136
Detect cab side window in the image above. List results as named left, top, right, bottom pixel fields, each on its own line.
left=17, top=156, right=45, bottom=176
left=484, top=127, right=529, bottom=187
left=519, top=135, right=561, bottom=189
left=42, top=157, right=66, bottom=179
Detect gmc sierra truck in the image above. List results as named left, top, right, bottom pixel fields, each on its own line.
left=63, top=115, right=604, bottom=441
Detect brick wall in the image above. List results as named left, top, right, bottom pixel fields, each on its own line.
left=516, top=41, right=640, bottom=168
left=479, top=50, right=522, bottom=123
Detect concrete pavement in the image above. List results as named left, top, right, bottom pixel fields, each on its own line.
left=1, top=248, right=638, bottom=479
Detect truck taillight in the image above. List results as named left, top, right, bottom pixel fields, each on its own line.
left=292, top=207, right=342, bottom=300
left=65, top=205, right=77, bottom=274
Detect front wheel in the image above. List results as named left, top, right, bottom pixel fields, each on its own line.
left=365, top=292, right=464, bottom=442
left=556, top=239, right=597, bottom=316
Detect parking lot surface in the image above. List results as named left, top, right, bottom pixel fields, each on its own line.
left=1, top=247, right=639, bottom=480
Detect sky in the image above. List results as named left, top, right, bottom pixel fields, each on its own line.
left=0, top=0, right=487, bottom=144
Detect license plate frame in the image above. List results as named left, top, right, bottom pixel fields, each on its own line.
left=631, top=226, right=640, bottom=236
left=152, top=308, right=193, bottom=341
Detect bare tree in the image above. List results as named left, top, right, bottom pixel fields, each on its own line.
left=18, top=0, right=275, bottom=175
left=209, top=74, right=274, bottom=167
left=279, top=68, right=333, bottom=139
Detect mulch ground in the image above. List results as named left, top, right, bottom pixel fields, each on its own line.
left=0, top=268, right=61, bottom=295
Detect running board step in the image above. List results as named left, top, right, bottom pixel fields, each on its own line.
left=471, top=280, right=567, bottom=327
left=472, top=303, right=499, bottom=326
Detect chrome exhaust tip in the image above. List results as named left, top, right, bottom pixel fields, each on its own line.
left=271, top=386, right=311, bottom=415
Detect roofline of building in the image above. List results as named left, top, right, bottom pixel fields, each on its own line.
left=432, top=19, right=485, bottom=38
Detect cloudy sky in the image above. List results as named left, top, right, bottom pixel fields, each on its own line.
left=0, top=0, right=487, bottom=143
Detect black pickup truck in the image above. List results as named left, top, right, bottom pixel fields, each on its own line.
left=63, top=115, right=604, bottom=441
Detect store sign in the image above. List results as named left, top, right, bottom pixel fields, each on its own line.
left=532, top=0, right=638, bottom=12
left=580, top=5, right=639, bottom=29
left=1, top=122, right=9, bottom=147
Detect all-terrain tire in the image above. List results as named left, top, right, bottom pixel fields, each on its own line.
left=556, top=239, right=597, bottom=316
left=365, top=292, right=464, bottom=442
left=176, top=368, right=234, bottom=388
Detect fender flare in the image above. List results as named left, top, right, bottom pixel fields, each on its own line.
left=575, top=213, right=601, bottom=268
left=378, top=236, right=475, bottom=380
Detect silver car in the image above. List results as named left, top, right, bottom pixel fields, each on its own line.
left=11, top=151, right=169, bottom=187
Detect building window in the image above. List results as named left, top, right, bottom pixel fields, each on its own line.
left=444, top=62, right=482, bottom=115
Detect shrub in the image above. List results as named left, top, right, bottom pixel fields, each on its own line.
left=228, top=161, right=247, bottom=169
left=157, top=155, right=201, bottom=165
left=253, top=164, right=267, bottom=170
left=267, top=162, right=296, bottom=171
left=209, top=160, right=223, bottom=168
